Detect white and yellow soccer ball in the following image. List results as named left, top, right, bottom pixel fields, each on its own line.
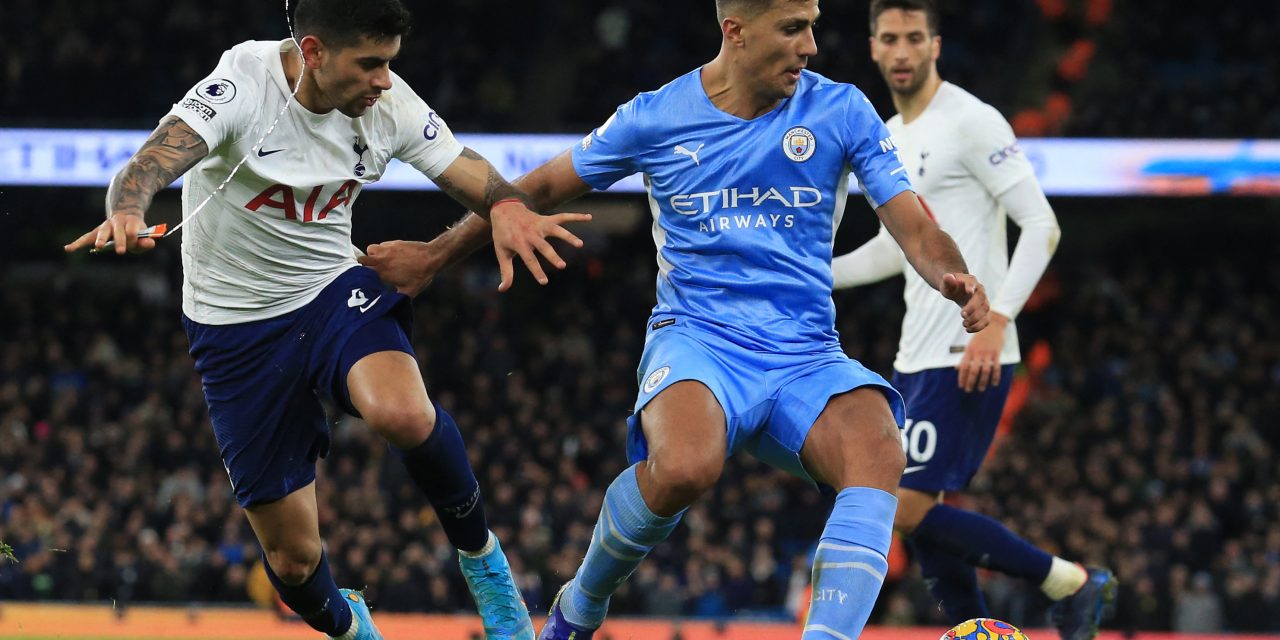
left=939, top=618, right=1030, bottom=640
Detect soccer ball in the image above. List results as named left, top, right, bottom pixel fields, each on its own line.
left=939, top=618, right=1029, bottom=640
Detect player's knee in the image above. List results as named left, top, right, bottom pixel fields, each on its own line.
left=883, top=428, right=908, bottom=475
left=646, top=452, right=722, bottom=509
left=880, top=427, right=908, bottom=482
left=364, top=403, right=436, bottom=449
left=264, top=543, right=322, bottom=586
left=831, top=418, right=905, bottom=491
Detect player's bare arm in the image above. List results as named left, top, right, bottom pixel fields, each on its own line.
left=64, top=116, right=209, bottom=255
left=362, top=149, right=592, bottom=295
left=429, top=147, right=592, bottom=291
left=876, top=190, right=990, bottom=333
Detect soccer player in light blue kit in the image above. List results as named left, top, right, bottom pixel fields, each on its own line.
left=361, top=0, right=989, bottom=637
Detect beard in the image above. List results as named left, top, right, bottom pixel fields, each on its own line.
left=883, top=61, right=930, bottom=97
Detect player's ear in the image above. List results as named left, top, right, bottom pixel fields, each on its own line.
left=722, top=17, right=747, bottom=47
left=932, top=34, right=942, bottom=61
left=299, top=35, right=325, bottom=69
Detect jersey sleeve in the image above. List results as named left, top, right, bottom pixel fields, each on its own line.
left=392, top=80, right=465, bottom=180
left=571, top=96, right=646, bottom=191
left=163, top=49, right=260, bottom=151
left=844, top=90, right=913, bottom=209
left=958, top=105, right=1035, bottom=197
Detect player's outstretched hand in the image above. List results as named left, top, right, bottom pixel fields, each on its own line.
left=64, top=213, right=157, bottom=255
left=359, top=240, right=436, bottom=297
left=957, top=312, right=1008, bottom=392
left=940, top=272, right=990, bottom=333
left=490, top=201, right=591, bottom=292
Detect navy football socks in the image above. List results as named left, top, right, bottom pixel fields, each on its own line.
left=394, top=402, right=489, bottom=552
left=910, top=537, right=991, bottom=619
left=262, top=550, right=353, bottom=636
left=912, top=503, right=1053, bottom=583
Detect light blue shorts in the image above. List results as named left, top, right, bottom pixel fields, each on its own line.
left=627, top=318, right=905, bottom=485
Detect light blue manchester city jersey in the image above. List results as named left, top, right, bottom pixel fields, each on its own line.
left=573, top=69, right=912, bottom=351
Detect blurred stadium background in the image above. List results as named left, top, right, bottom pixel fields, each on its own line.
left=2, top=0, right=1279, bottom=638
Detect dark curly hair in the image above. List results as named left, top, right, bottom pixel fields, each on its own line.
left=293, top=0, right=413, bottom=49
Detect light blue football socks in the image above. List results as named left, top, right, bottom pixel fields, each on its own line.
left=802, top=487, right=896, bottom=639
left=561, top=464, right=685, bottom=629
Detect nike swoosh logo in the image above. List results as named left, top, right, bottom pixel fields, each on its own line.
left=358, top=294, right=382, bottom=313
left=902, top=465, right=927, bottom=474
left=257, top=148, right=285, bottom=157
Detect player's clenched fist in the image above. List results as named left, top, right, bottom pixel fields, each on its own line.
left=359, top=240, right=436, bottom=297
left=940, top=272, right=990, bottom=333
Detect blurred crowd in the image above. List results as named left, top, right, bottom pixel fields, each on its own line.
left=1, top=0, right=1061, bottom=135
left=1064, top=0, right=1280, bottom=136
left=1, top=220, right=1278, bottom=633
left=8, top=0, right=1274, bottom=137
left=1065, top=1, right=1280, bottom=138
left=9, top=1, right=1278, bottom=137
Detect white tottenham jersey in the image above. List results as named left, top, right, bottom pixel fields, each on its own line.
left=166, top=40, right=463, bottom=324
left=885, top=82, right=1036, bottom=373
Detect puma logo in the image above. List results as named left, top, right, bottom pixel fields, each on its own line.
left=674, top=143, right=704, bottom=166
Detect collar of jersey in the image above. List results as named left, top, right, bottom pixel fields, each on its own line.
left=694, top=66, right=794, bottom=123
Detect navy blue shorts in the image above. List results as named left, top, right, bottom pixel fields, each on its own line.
left=183, top=266, right=413, bottom=507
left=894, top=365, right=1015, bottom=493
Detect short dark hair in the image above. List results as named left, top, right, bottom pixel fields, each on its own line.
left=293, top=0, right=413, bottom=50
left=715, top=0, right=807, bottom=23
left=869, top=0, right=940, bottom=36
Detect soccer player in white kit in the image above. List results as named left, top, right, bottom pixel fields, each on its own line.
left=63, top=1, right=588, bottom=638
left=832, top=1, right=1115, bottom=637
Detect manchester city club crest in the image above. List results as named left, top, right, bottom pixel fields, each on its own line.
left=643, top=365, right=671, bottom=394
left=783, top=126, right=816, bottom=162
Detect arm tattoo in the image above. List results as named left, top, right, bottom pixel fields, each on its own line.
left=458, top=147, right=533, bottom=211
left=483, top=164, right=531, bottom=210
left=432, top=171, right=481, bottom=213
left=106, top=116, right=209, bottom=219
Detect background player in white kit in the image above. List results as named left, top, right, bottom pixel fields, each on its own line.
left=64, top=1, right=588, bottom=638
left=832, top=1, right=1115, bottom=637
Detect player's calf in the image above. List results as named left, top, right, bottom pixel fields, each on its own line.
left=557, top=465, right=686, bottom=631
left=803, top=487, right=897, bottom=640
left=393, top=401, right=490, bottom=552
